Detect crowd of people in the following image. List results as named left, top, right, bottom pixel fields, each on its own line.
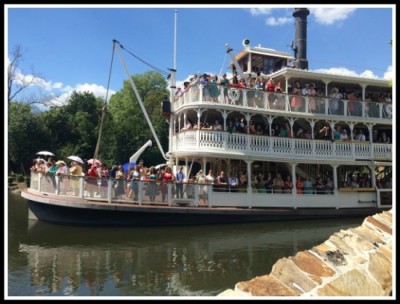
left=174, top=72, right=392, bottom=112
left=30, top=154, right=390, bottom=204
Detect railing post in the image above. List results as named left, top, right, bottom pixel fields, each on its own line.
left=138, top=181, right=143, bottom=205
left=80, top=177, right=85, bottom=199
left=38, top=173, right=42, bottom=192
left=55, top=175, right=60, bottom=195
left=168, top=183, right=172, bottom=206
left=199, top=84, right=204, bottom=102
left=107, top=177, right=112, bottom=202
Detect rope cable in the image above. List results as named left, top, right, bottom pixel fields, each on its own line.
left=118, top=42, right=170, bottom=77
left=93, top=42, right=116, bottom=161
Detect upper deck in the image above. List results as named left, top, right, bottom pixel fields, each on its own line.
left=172, top=81, right=392, bottom=123
left=170, top=75, right=392, bottom=164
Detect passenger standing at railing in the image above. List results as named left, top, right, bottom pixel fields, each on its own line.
left=195, top=170, right=206, bottom=205
left=161, top=166, right=175, bottom=202
left=272, top=173, right=284, bottom=193
left=114, top=165, right=125, bottom=199
left=215, top=171, right=228, bottom=192
left=209, top=75, right=219, bottom=102
left=254, top=75, right=264, bottom=107
left=239, top=171, right=248, bottom=191
left=129, top=166, right=140, bottom=201
left=329, top=87, right=342, bottom=115
left=201, top=74, right=210, bottom=101
left=303, top=177, right=313, bottom=194
left=308, top=83, right=317, bottom=112
left=264, top=172, right=274, bottom=193
left=47, top=159, right=59, bottom=189
left=273, top=82, right=285, bottom=110
left=296, top=177, right=303, bottom=194
left=291, top=81, right=303, bottom=112
left=325, top=176, right=334, bottom=194
left=315, top=176, right=325, bottom=194
left=228, top=173, right=239, bottom=192
left=203, top=169, right=215, bottom=205
left=347, top=91, right=359, bottom=116
left=218, top=73, right=230, bottom=103
left=70, top=161, right=83, bottom=196
left=231, top=71, right=239, bottom=87
left=265, top=77, right=275, bottom=107
left=175, top=166, right=185, bottom=199
left=147, top=166, right=158, bottom=202
left=283, top=175, right=293, bottom=194
left=316, top=88, right=325, bottom=113
left=56, top=161, right=69, bottom=195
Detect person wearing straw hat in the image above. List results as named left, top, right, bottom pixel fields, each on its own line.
left=195, top=169, right=206, bottom=205
left=56, top=160, right=69, bottom=194
left=70, top=161, right=83, bottom=196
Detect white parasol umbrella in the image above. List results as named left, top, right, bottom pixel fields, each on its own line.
left=87, top=158, right=102, bottom=166
left=67, top=155, right=84, bottom=164
left=36, top=151, right=55, bottom=157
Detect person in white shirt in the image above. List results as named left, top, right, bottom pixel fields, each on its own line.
left=354, top=129, right=366, bottom=141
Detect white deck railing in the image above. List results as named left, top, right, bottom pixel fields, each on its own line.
left=173, top=131, right=392, bottom=161
left=173, top=84, right=392, bottom=120
left=28, top=172, right=392, bottom=210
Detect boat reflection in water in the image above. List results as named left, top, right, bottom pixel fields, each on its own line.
left=15, top=214, right=364, bottom=297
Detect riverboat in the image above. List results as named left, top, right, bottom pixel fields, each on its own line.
left=21, top=8, right=393, bottom=226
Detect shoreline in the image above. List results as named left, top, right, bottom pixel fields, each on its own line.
left=218, top=208, right=393, bottom=298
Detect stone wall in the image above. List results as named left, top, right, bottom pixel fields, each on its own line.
left=218, top=209, right=393, bottom=298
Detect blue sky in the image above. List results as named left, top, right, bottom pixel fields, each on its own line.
left=5, top=4, right=394, bottom=107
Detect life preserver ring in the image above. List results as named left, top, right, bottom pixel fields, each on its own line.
left=228, top=88, right=240, bottom=101
left=385, top=104, right=392, bottom=117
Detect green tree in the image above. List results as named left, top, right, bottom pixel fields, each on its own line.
left=103, top=71, right=168, bottom=166
left=8, top=102, right=49, bottom=174
left=41, top=91, right=103, bottom=160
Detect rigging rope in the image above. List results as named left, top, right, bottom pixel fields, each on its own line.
left=118, top=42, right=170, bottom=77
left=218, top=52, right=228, bottom=77
left=93, top=42, right=116, bottom=161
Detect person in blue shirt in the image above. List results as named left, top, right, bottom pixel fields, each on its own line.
left=228, top=173, right=239, bottom=192
left=175, top=166, right=185, bottom=198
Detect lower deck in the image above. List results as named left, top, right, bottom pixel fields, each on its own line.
left=27, top=172, right=392, bottom=210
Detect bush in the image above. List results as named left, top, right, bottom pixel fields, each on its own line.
left=8, top=176, right=15, bottom=185
left=17, top=175, right=25, bottom=182
left=25, top=176, right=31, bottom=187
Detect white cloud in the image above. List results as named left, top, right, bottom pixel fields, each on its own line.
left=265, top=16, right=292, bottom=26
left=248, top=8, right=273, bottom=16
left=311, top=67, right=380, bottom=79
left=383, top=65, right=393, bottom=81
left=47, top=83, right=116, bottom=106
left=310, top=8, right=356, bottom=25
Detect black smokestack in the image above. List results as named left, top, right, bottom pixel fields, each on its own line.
left=292, top=8, right=310, bottom=70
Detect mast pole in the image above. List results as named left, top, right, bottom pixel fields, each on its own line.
left=225, top=43, right=248, bottom=86
left=114, top=41, right=168, bottom=161
left=167, top=9, right=178, bottom=165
